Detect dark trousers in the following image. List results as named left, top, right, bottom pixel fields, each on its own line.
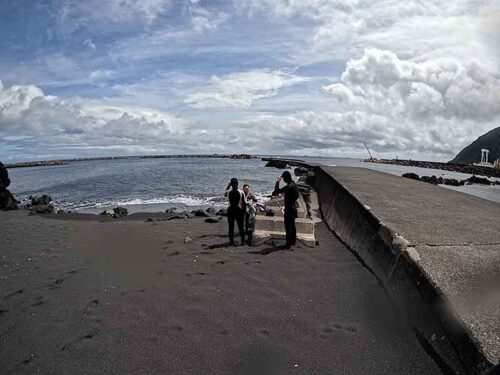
left=284, top=208, right=297, bottom=246
left=227, top=206, right=245, bottom=244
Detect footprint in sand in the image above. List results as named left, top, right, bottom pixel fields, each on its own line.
left=61, top=333, right=95, bottom=351
left=185, top=272, right=209, bottom=278
left=258, top=329, right=270, bottom=337
left=320, top=324, right=357, bottom=338
left=120, top=289, right=146, bottom=296
left=245, top=261, right=261, bottom=265
left=211, top=261, right=225, bottom=266
left=4, top=289, right=24, bottom=300
left=30, top=297, right=45, bottom=307
left=168, top=251, right=181, bottom=256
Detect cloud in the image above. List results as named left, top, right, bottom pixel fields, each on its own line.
left=234, top=0, right=495, bottom=68
left=238, top=48, right=500, bottom=158
left=50, top=0, right=172, bottom=38
left=185, top=69, right=305, bottom=109
left=0, top=80, right=193, bottom=159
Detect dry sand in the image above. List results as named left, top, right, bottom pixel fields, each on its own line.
left=0, top=210, right=441, bottom=374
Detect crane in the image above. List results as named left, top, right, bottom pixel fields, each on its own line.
left=362, top=142, right=375, bottom=161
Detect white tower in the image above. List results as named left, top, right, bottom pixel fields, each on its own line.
left=480, top=149, right=489, bottom=164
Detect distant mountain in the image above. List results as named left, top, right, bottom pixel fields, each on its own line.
left=450, top=127, right=500, bottom=164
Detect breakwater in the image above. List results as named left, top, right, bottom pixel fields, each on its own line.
left=264, top=157, right=499, bottom=374
left=6, top=154, right=257, bottom=169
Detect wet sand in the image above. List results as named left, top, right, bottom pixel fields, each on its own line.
left=0, top=210, right=441, bottom=374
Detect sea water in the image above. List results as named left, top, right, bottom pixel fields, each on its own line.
left=8, top=156, right=500, bottom=212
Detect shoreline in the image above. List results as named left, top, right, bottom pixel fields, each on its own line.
left=364, top=158, right=500, bottom=178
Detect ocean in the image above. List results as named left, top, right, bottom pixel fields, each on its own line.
left=8, top=156, right=500, bottom=212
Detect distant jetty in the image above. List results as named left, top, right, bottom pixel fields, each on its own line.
left=6, top=154, right=257, bottom=169
left=364, top=158, right=500, bottom=178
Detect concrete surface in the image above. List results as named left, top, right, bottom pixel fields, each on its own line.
left=316, top=166, right=500, bottom=374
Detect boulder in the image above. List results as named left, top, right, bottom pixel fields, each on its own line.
left=442, top=178, right=463, bottom=186
left=29, top=204, right=55, bottom=215
left=206, top=207, right=218, bottom=215
left=466, top=175, right=492, bottom=185
left=0, top=189, right=18, bottom=211
left=216, top=208, right=227, bottom=217
left=27, top=194, right=54, bottom=215
left=0, top=162, right=18, bottom=211
left=112, top=206, right=128, bottom=218
left=402, top=172, right=420, bottom=181
left=205, top=217, right=219, bottom=223
left=420, top=175, right=439, bottom=185
left=191, top=209, right=210, bottom=217
left=30, top=194, right=52, bottom=206
left=0, top=161, right=11, bottom=189
left=294, top=167, right=308, bottom=176
left=265, top=159, right=288, bottom=169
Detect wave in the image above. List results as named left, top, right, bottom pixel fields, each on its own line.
left=59, top=194, right=224, bottom=211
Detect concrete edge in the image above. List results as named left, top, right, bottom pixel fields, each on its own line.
left=311, top=165, right=496, bottom=375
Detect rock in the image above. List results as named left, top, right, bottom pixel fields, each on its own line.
left=466, top=175, right=492, bottom=185
left=265, top=159, right=288, bottom=169
left=0, top=162, right=18, bottom=211
left=442, top=178, right=463, bottom=186
left=99, top=210, right=111, bottom=216
left=206, top=207, right=218, bottom=215
left=0, top=161, right=11, bottom=189
left=402, top=172, right=420, bottom=180
left=420, top=175, right=440, bottom=185
left=0, top=189, right=18, bottom=211
left=216, top=208, right=227, bottom=217
left=184, top=236, right=192, bottom=243
left=146, top=217, right=154, bottom=222
left=26, top=194, right=54, bottom=215
left=265, top=208, right=275, bottom=216
left=30, top=194, right=52, bottom=206
left=112, top=206, right=128, bottom=218
left=294, top=167, right=308, bottom=176
left=57, top=210, right=67, bottom=215
left=192, top=209, right=210, bottom=217
left=29, top=204, right=55, bottom=215
left=165, top=207, right=178, bottom=214
left=205, top=217, right=219, bottom=223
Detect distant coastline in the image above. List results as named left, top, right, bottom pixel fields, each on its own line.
left=5, top=154, right=255, bottom=169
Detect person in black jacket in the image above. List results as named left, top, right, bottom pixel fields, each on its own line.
left=273, top=171, right=299, bottom=248
left=224, top=178, right=247, bottom=246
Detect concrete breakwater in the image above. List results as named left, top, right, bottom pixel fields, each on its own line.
left=264, top=158, right=499, bottom=374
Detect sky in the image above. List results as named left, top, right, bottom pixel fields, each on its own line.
left=0, top=0, right=499, bottom=162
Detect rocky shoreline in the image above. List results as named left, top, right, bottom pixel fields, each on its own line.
left=402, top=172, right=500, bottom=186
left=365, top=158, right=500, bottom=178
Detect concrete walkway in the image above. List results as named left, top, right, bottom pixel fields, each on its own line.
left=321, top=166, right=500, bottom=373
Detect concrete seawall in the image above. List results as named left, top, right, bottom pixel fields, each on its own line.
left=311, top=166, right=499, bottom=374
left=262, top=157, right=498, bottom=374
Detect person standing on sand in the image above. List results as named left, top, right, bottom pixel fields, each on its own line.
left=224, top=178, right=247, bottom=246
left=242, top=184, right=257, bottom=234
left=273, top=171, right=299, bottom=249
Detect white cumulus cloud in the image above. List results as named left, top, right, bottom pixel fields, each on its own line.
left=185, top=69, right=305, bottom=109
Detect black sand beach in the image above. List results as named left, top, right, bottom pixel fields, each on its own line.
left=1, top=211, right=441, bottom=374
